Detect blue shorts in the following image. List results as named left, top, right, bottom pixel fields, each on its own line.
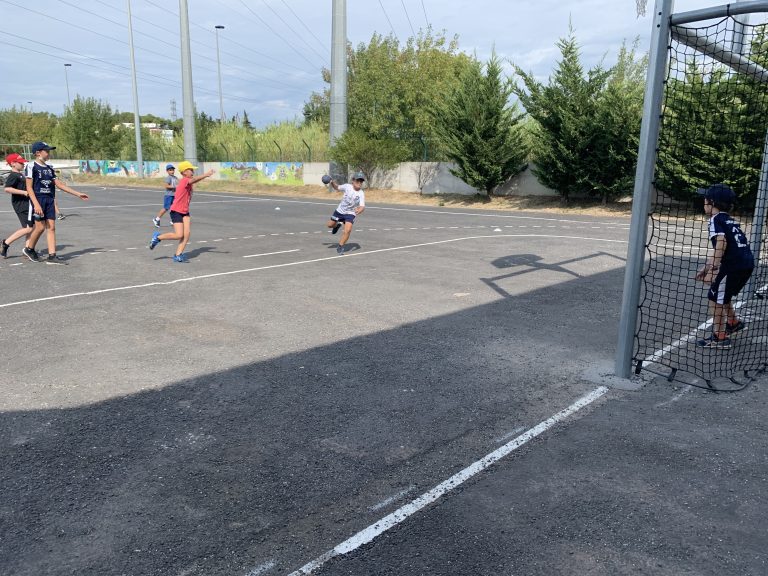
left=163, top=194, right=175, bottom=210
left=33, top=194, right=56, bottom=221
left=170, top=210, right=189, bottom=224
left=331, top=210, right=355, bottom=224
left=708, top=267, right=753, bottom=304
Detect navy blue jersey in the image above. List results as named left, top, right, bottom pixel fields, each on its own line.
left=24, top=160, right=56, bottom=196
left=708, top=212, right=754, bottom=270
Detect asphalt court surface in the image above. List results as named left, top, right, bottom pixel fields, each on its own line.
left=1, top=185, right=766, bottom=576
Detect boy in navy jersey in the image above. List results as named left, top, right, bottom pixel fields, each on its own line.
left=24, top=141, right=89, bottom=264
left=695, top=184, right=754, bottom=348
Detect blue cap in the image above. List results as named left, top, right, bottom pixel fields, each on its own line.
left=352, top=171, right=365, bottom=181
left=697, top=183, right=735, bottom=205
left=31, top=141, right=56, bottom=153
left=166, top=164, right=175, bottom=170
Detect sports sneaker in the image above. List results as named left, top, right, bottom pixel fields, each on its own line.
left=696, top=334, right=732, bottom=349
left=726, top=321, right=745, bottom=336
left=152, top=217, right=161, bottom=228
left=46, top=253, right=67, bottom=265
left=22, top=247, right=40, bottom=262
left=172, top=254, right=188, bottom=263
left=331, top=222, right=341, bottom=234
left=57, top=213, right=66, bottom=221
left=149, top=231, right=161, bottom=250
left=336, top=245, right=344, bottom=255
left=0, top=240, right=8, bottom=258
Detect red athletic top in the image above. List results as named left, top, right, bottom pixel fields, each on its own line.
left=170, top=177, right=193, bottom=214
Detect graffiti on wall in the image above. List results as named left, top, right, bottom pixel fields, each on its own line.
left=80, top=160, right=162, bottom=177
left=219, top=162, right=303, bottom=185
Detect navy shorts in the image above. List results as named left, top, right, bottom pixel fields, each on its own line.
left=708, top=267, right=754, bottom=304
left=12, top=199, right=32, bottom=227
left=331, top=210, right=355, bottom=224
left=33, top=194, right=56, bottom=221
left=170, top=210, right=189, bottom=224
left=163, top=194, right=175, bottom=210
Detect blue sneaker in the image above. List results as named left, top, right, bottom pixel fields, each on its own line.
left=336, top=245, right=344, bottom=255
left=178, top=253, right=190, bottom=262
left=149, top=231, right=161, bottom=250
left=172, top=254, right=187, bottom=263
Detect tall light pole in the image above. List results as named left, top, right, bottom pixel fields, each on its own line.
left=180, top=0, right=198, bottom=166
left=63, top=63, right=72, bottom=108
left=126, top=0, right=144, bottom=178
left=214, top=25, right=226, bottom=123
left=330, top=0, right=347, bottom=179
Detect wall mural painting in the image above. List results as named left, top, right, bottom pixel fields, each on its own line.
left=80, top=160, right=161, bottom=177
left=219, top=162, right=303, bottom=185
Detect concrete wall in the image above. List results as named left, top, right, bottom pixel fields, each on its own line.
left=77, top=159, right=559, bottom=197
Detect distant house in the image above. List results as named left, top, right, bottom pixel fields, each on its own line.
left=115, top=122, right=174, bottom=142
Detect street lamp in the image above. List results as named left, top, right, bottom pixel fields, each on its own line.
left=64, top=63, right=72, bottom=108
left=214, top=25, right=225, bottom=122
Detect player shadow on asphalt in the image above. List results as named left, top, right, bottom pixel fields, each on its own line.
left=153, top=246, right=227, bottom=261
left=325, top=242, right=361, bottom=253
left=51, top=245, right=105, bottom=260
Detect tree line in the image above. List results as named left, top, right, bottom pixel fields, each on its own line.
left=4, top=26, right=763, bottom=203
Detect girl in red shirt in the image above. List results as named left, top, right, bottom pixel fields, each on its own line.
left=149, top=161, right=214, bottom=262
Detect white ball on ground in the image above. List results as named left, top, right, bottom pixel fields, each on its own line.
left=275, top=207, right=281, bottom=210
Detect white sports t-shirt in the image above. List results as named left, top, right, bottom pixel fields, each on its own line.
left=336, top=183, right=365, bottom=215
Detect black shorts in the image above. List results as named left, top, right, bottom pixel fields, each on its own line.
left=331, top=210, right=355, bottom=224
left=12, top=199, right=32, bottom=228
left=170, top=210, right=189, bottom=224
left=708, top=267, right=754, bottom=304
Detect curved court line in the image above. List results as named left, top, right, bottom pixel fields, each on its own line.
left=288, top=386, right=609, bottom=575
left=0, top=234, right=628, bottom=309
left=63, top=184, right=632, bottom=226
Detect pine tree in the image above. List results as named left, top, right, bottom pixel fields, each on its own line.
left=432, top=52, right=528, bottom=195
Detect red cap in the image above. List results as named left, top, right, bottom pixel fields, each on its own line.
left=5, top=153, right=27, bottom=165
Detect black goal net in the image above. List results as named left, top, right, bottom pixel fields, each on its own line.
left=634, top=14, right=768, bottom=383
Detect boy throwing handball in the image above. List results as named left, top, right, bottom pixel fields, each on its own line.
left=324, top=171, right=366, bottom=255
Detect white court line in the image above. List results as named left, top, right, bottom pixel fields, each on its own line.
left=54, top=187, right=634, bottom=226
left=288, top=386, right=609, bottom=576
left=0, top=234, right=627, bottom=309
left=243, top=249, right=300, bottom=258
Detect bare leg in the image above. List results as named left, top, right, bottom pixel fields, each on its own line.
left=45, top=220, right=56, bottom=254
left=338, top=222, right=353, bottom=246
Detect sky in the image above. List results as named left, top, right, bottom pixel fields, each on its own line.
left=0, top=0, right=765, bottom=128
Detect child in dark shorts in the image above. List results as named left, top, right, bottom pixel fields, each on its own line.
left=1, top=153, right=33, bottom=258
left=149, top=160, right=214, bottom=262
left=695, top=184, right=755, bottom=349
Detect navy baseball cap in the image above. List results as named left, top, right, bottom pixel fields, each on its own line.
left=31, top=141, right=56, bottom=153
left=352, top=171, right=366, bottom=181
left=166, top=164, right=175, bottom=170
left=697, top=183, right=735, bottom=205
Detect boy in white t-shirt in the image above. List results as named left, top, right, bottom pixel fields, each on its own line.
left=325, top=171, right=366, bottom=255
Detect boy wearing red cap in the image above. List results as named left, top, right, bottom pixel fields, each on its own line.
left=24, top=141, right=89, bottom=264
left=1, top=153, right=33, bottom=259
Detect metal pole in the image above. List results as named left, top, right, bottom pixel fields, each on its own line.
left=180, top=0, right=198, bottom=167
left=329, top=0, right=347, bottom=179
left=615, top=0, right=674, bottom=378
left=215, top=25, right=225, bottom=123
left=63, top=64, right=72, bottom=109
left=127, top=0, right=144, bottom=178
left=744, top=128, right=768, bottom=299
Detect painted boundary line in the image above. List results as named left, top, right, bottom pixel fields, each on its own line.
left=0, top=234, right=627, bottom=310
left=287, top=386, right=610, bottom=576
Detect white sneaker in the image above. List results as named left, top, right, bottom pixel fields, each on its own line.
left=153, top=217, right=161, bottom=228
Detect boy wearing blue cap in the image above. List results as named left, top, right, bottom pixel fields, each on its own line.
left=325, top=171, right=366, bottom=255
left=24, top=141, right=89, bottom=264
left=153, top=164, right=178, bottom=227
left=695, top=183, right=754, bottom=348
